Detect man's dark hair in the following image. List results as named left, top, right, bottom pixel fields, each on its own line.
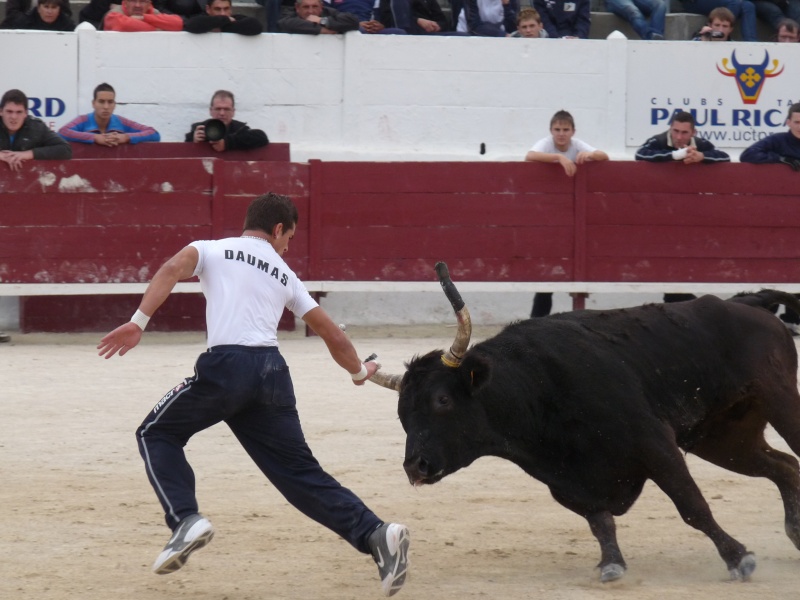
left=93, top=83, right=115, bottom=100
left=778, top=17, right=799, bottom=34
left=210, top=90, right=235, bottom=109
left=670, top=111, right=695, bottom=127
left=244, top=193, right=298, bottom=235
left=550, top=109, right=575, bottom=129
left=787, top=103, right=800, bottom=120
left=1, top=89, right=28, bottom=109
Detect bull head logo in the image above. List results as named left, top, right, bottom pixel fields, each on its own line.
left=717, top=50, right=783, bottom=105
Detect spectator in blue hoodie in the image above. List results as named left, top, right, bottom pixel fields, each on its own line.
left=533, top=0, right=590, bottom=38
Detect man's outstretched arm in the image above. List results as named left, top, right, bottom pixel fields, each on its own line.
left=97, top=245, right=199, bottom=359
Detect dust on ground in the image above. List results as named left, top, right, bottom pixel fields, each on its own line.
left=1, top=329, right=799, bottom=600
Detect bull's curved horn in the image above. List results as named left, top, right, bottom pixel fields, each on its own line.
left=731, top=50, right=741, bottom=70
left=369, top=369, right=403, bottom=391
left=435, top=262, right=472, bottom=368
left=759, top=50, right=770, bottom=70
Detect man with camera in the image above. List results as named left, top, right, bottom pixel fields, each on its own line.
left=690, top=6, right=748, bottom=40
left=185, top=90, right=269, bottom=152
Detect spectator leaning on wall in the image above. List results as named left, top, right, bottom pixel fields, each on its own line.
left=0, top=88, right=72, bottom=172
left=184, top=0, right=263, bottom=34
left=739, top=102, right=800, bottom=334
left=379, top=0, right=467, bottom=35
left=0, top=87, right=71, bottom=343
left=740, top=102, right=800, bottom=168
left=58, top=83, right=161, bottom=147
left=0, top=0, right=76, bottom=31
left=635, top=110, right=729, bottom=305
left=186, top=90, right=269, bottom=152
left=325, top=0, right=407, bottom=33
left=635, top=110, right=730, bottom=164
left=103, top=0, right=183, bottom=31
left=1, top=0, right=70, bottom=28
left=278, top=0, right=360, bottom=33
left=524, top=109, right=608, bottom=319
left=509, top=7, right=549, bottom=37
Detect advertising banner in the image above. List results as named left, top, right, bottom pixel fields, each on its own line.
left=627, top=43, right=795, bottom=148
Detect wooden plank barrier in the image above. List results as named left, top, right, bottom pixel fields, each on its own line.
left=1, top=159, right=799, bottom=332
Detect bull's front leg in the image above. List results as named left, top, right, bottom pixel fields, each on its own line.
left=586, top=511, right=626, bottom=582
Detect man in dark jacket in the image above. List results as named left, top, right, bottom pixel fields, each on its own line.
left=0, top=0, right=76, bottom=30
left=533, top=0, right=590, bottom=38
left=278, top=0, right=359, bottom=33
left=186, top=90, right=269, bottom=152
left=740, top=102, right=800, bottom=167
left=634, top=110, right=729, bottom=306
left=379, top=0, right=466, bottom=33
left=184, top=0, right=263, bottom=34
left=740, top=102, right=800, bottom=334
left=634, top=110, right=730, bottom=163
left=0, top=87, right=71, bottom=345
left=0, top=88, right=72, bottom=172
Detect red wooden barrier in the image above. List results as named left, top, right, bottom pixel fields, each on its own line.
left=581, top=162, right=800, bottom=283
left=2, top=159, right=799, bottom=332
left=309, top=161, right=575, bottom=282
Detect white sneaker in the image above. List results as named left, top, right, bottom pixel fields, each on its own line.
left=368, top=523, right=410, bottom=597
left=152, top=514, right=214, bottom=575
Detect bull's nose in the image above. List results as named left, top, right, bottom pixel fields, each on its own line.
left=403, top=455, right=430, bottom=484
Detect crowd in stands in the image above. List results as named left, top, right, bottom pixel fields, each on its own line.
left=2, top=0, right=800, bottom=39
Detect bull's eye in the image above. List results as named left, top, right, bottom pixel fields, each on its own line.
left=435, top=395, right=451, bottom=410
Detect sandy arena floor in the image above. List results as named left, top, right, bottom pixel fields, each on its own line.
left=2, top=327, right=799, bottom=600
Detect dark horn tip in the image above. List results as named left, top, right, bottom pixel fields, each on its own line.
left=435, top=262, right=449, bottom=279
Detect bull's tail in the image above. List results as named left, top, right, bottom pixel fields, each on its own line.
left=728, top=289, right=800, bottom=315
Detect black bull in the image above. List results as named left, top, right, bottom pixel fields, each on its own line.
left=370, top=265, right=800, bottom=583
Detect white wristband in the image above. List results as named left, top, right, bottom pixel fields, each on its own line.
left=351, top=363, right=368, bottom=381
left=130, top=309, right=150, bottom=331
left=672, top=148, right=688, bottom=161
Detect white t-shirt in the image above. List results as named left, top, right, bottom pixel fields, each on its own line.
left=190, top=237, right=318, bottom=348
left=529, top=136, right=597, bottom=161
left=457, top=0, right=506, bottom=33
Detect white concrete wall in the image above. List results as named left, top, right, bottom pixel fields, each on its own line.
left=70, top=28, right=630, bottom=161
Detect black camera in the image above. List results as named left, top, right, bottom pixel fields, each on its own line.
left=203, top=119, right=227, bottom=142
left=702, top=30, right=724, bottom=39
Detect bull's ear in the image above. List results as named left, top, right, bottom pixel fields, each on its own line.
left=460, top=353, right=491, bottom=393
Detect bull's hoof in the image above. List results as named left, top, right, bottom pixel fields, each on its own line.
left=600, top=563, right=625, bottom=582
left=728, top=553, right=756, bottom=581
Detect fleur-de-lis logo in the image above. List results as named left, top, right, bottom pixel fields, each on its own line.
left=717, top=50, right=783, bottom=104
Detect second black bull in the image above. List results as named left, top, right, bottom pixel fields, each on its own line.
left=370, top=263, right=800, bottom=583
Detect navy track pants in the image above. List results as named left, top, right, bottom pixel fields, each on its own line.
left=136, top=345, right=382, bottom=554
